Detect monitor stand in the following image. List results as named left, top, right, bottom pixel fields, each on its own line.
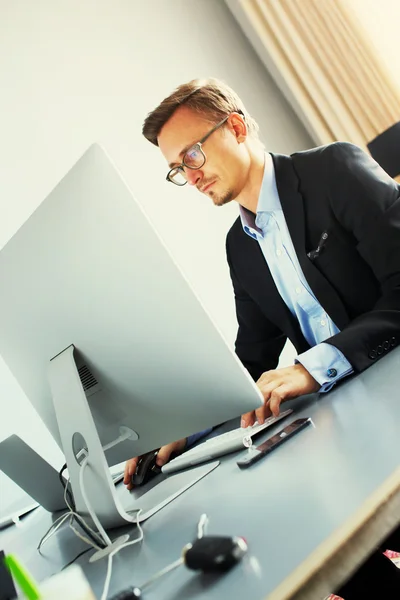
left=48, top=345, right=218, bottom=535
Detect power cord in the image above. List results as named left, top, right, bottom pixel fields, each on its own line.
left=100, top=510, right=143, bottom=600
left=53, top=430, right=135, bottom=552
left=77, top=452, right=144, bottom=599
left=58, top=462, right=106, bottom=549
left=40, top=449, right=144, bottom=600
left=38, top=470, right=105, bottom=553
left=61, top=547, right=94, bottom=571
left=59, top=463, right=75, bottom=509
left=79, top=456, right=112, bottom=546
left=37, top=511, right=74, bottom=552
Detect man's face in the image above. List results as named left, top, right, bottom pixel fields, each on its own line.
left=158, top=105, right=251, bottom=206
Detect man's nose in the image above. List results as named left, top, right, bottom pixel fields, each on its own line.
left=185, top=168, right=202, bottom=187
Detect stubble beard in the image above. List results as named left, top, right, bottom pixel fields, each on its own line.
left=211, top=189, right=234, bottom=207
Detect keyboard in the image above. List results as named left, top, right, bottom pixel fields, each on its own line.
left=162, top=409, right=293, bottom=474
left=109, top=461, right=126, bottom=485
left=112, top=471, right=124, bottom=485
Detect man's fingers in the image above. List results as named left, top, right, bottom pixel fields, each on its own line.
left=255, top=401, right=272, bottom=425
left=255, top=379, right=283, bottom=424
left=124, top=457, right=138, bottom=490
left=257, top=370, right=276, bottom=386
left=269, top=385, right=291, bottom=417
left=123, top=458, right=138, bottom=482
left=156, top=443, right=176, bottom=466
left=124, top=440, right=186, bottom=490
left=241, top=410, right=256, bottom=428
left=259, top=380, right=281, bottom=400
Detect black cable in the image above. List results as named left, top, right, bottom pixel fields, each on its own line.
left=73, top=515, right=107, bottom=549
left=59, top=463, right=75, bottom=510
left=58, top=463, right=107, bottom=549
left=61, top=547, right=94, bottom=570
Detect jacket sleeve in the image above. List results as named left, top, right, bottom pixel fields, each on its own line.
left=226, top=236, right=287, bottom=381
left=322, top=142, right=400, bottom=372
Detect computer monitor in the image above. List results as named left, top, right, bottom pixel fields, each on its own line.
left=0, top=144, right=263, bottom=528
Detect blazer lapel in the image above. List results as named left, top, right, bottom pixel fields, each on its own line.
left=271, top=153, right=350, bottom=331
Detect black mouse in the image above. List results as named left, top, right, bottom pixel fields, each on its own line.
left=130, top=450, right=162, bottom=487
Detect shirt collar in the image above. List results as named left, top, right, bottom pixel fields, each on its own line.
left=239, top=153, right=280, bottom=240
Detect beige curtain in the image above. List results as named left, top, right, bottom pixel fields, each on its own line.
left=231, top=0, right=400, bottom=177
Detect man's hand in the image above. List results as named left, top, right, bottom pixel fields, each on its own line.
left=241, top=364, right=319, bottom=428
left=123, top=438, right=187, bottom=491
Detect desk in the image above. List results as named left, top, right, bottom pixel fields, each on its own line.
left=1, top=347, right=400, bottom=599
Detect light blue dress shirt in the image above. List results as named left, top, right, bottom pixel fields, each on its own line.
left=239, top=153, right=353, bottom=392
left=186, top=153, right=353, bottom=448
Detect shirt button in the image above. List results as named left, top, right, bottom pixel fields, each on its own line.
left=295, top=286, right=302, bottom=295
left=320, top=319, right=326, bottom=326
left=276, top=248, right=282, bottom=257
left=327, top=368, right=337, bottom=378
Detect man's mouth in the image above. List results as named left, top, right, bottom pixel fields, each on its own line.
left=201, top=181, right=215, bottom=193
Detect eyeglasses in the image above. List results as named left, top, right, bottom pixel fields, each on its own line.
left=166, top=116, right=230, bottom=186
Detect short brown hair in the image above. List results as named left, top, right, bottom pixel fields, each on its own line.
left=142, top=78, right=259, bottom=146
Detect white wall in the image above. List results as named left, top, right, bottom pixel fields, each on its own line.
left=0, top=0, right=312, bottom=469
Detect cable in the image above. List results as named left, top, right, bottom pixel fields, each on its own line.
left=101, top=429, right=133, bottom=452
left=63, top=465, right=106, bottom=546
left=139, top=513, right=206, bottom=590
left=109, top=514, right=215, bottom=599
left=75, top=430, right=132, bottom=463
left=77, top=453, right=144, bottom=599
left=61, top=547, right=94, bottom=571
left=38, top=512, right=103, bottom=553
left=79, top=456, right=112, bottom=547
left=101, top=510, right=144, bottom=600
left=69, top=519, right=103, bottom=550
left=37, top=512, right=72, bottom=552
left=59, top=463, right=75, bottom=510
left=139, top=557, right=183, bottom=592
left=63, top=471, right=105, bottom=548
left=63, top=473, right=105, bottom=548
left=58, top=429, right=133, bottom=551
left=38, top=472, right=106, bottom=553
left=116, top=513, right=207, bottom=598
left=59, top=463, right=106, bottom=549
left=197, top=513, right=208, bottom=539
left=47, top=451, right=146, bottom=600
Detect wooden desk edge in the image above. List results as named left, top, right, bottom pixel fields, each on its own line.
left=266, top=466, right=400, bottom=600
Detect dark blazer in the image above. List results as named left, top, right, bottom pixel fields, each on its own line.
left=226, top=142, right=400, bottom=382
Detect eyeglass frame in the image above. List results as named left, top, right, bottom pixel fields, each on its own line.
left=166, top=115, right=231, bottom=186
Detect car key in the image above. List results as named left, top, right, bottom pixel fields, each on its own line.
left=183, top=535, right=248, bottom=572
left=109, top=515, right=247, bottom=599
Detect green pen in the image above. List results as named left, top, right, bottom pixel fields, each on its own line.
left=4, top=554, right=41, bottom=600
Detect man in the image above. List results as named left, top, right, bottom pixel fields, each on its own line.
left=125, top=76, right=400, bottom=472
left=124, top=78, right=400, bottom=598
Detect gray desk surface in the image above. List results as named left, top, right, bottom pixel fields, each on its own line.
left=1, top=348, right=400, bottom=600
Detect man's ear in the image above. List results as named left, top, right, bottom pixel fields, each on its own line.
left=228, top=112, right=247, bottom=143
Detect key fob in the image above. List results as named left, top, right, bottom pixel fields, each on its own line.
left=183, top=536, right=248, bottom=572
